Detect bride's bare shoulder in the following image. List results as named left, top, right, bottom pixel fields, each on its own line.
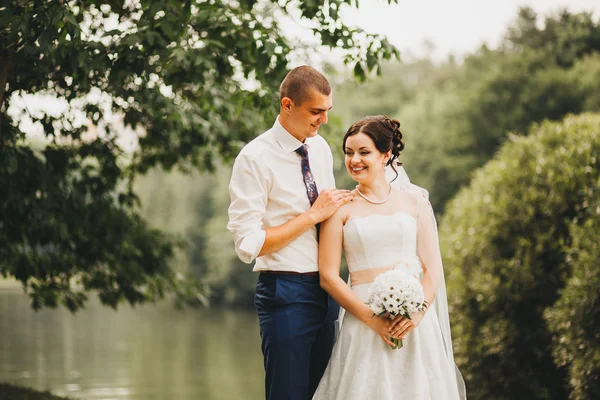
left=337, top=192, right=371, bottom=224
left=326, top=190, right=364, bottom=223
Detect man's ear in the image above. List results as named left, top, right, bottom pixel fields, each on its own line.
left=281, top=97, right=293, bottom=113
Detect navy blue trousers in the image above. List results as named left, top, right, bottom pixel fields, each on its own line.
left=254, top=272, right=339, bottom=400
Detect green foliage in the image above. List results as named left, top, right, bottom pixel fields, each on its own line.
left=425, top=8, right=600, bottom=209
left=330, top=59, right=450, bottom=123
left=545, top=201, right=600, bottom=400
left=570, top=53, right=600, bottom=111
left=0, top=143, right=195, bottom=312
left=0, top=0, right=399, bottom=311
left=440, top=113, right=600, bottom=399
left=504, top=7, right=600, bottom=68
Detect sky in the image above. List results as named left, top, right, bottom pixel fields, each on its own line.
left=341, top=0, right=600, bottom=60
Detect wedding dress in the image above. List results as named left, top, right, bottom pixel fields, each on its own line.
left=313, top=167, right=466, bottom=400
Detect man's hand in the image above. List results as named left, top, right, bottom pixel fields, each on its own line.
left=309, top=189, right=354, bottom=223
left=257, top=189, right=352, bottom=257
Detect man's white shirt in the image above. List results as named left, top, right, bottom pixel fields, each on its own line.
left=227, top=117, right=336, bottom=272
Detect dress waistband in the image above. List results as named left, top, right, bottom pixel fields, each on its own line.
left=349, top=267, right=393, bottom=286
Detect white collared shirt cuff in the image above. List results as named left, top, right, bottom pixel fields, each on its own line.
left=236, top=230, right=267, bottom=264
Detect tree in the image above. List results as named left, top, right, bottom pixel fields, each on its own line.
left=431, top=7, right=600, bottom=208
left=504, top=7, right=600, bottom=68
left=419, top=9, right=600, bottom=210
left=545, top=200, right=600, bottom=400
left=0, top=0, right=399, bottom=311
left=440, top=113, right=600, bottom=399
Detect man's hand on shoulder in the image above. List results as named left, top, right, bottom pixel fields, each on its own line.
left=308, top=189, right=354, bottom=223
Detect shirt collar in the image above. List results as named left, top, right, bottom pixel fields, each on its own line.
left=272, top=116, right=310, bottom=154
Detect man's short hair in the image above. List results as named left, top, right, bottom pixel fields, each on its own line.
left=279, top=66, right=331, bottom=106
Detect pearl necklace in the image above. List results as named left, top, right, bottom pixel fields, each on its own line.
left=356, top=184, right=393, bottom=204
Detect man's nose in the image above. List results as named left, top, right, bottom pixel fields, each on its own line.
left=320, top=112, right=328, bottom=125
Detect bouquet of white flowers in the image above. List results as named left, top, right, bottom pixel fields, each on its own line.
left=366, top=256, right=428, bottom=349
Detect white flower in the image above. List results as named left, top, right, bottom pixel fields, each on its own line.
left=366, top=262, right=427, bottom=319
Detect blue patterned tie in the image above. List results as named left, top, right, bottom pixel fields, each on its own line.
left=295, top=144, right=320, bottom=237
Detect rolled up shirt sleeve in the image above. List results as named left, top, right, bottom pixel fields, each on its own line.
left=227, top=153, right=270, bottom=264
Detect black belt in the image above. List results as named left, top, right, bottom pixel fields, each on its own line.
left=261, top=270, right=319, bottom=277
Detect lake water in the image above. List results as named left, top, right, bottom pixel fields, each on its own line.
left=0, top=287, right=265, bottom=399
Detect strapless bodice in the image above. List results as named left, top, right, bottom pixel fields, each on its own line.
left=343, top=212, right=417, bottom=274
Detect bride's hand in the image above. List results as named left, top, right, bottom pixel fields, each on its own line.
left=365, top=315, right=395, bottom=346
left=389, top=312, right=425, bottom=340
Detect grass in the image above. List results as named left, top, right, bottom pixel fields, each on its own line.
left=0, top=383, right=74, bottom=400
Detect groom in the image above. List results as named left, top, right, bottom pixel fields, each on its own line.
left=228, top=66, right=353, bottom=399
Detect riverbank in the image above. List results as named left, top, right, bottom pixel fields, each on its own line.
left=0, top=383, right=73, bottom=399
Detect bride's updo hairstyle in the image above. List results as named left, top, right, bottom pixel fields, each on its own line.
left=342, top=115, right=405, bottom=180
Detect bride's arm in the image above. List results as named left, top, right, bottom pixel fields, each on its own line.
left=319, top=209, right=394, bottom=346
left=390, top=193, right=442, bottom=338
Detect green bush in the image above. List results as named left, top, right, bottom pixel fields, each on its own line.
left=545, top=200, right=600, bottom=400
left=440, top=113, right=600, bottom=399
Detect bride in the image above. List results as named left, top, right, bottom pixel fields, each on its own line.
left=313, top=116, right=466, bottom=399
